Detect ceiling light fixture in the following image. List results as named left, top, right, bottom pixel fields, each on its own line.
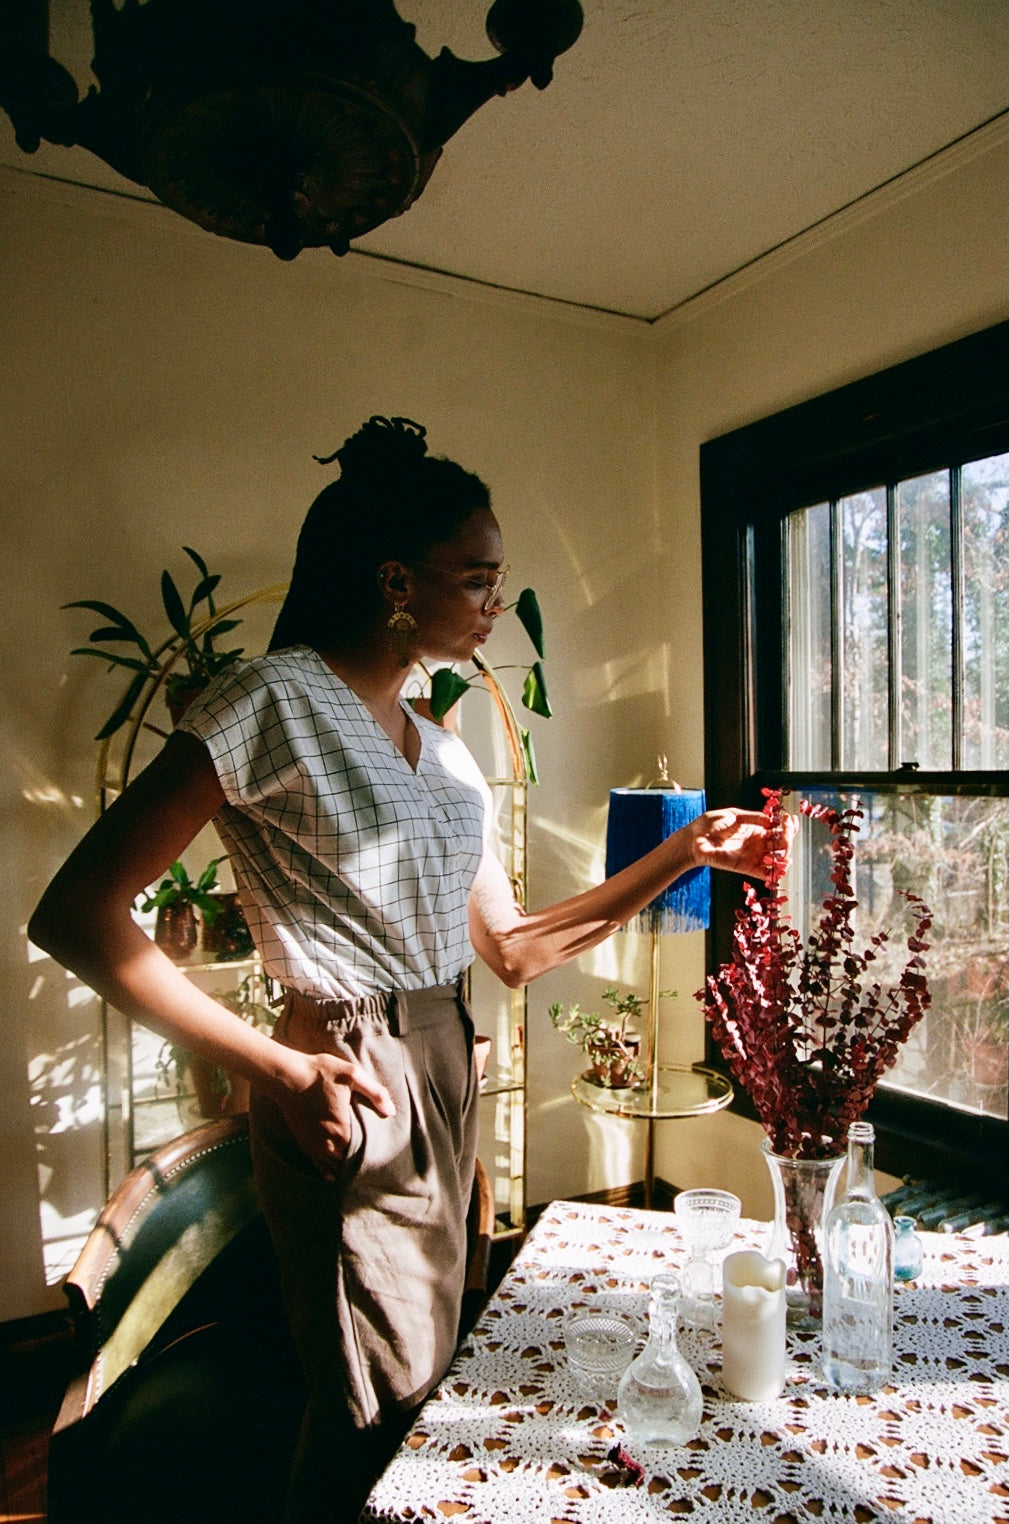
left=0, top=0, right=583, bottom=259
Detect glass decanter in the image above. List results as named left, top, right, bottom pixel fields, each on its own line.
left=617, top=1272, right=703, bottom=1444
left=822, top=1121, right=895, bottom=1394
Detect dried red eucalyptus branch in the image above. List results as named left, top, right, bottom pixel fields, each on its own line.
left=697, top=788, right=933, bottom=1161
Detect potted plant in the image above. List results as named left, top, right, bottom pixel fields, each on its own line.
left=548, top=987, right=648, bottom=1088
left=64, top=545, right=245, bottom=739
left=413, top=587, right=550, bottom=781
left=696, top=788, right=933, bottom=1323
left=200, top=890, right=255, bottom=961
left=139, top=858, right=224, bottom=961
left=156, top=976, right=277, bottom=1118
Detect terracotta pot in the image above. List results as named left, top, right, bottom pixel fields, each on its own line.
left=201, top=892, right=254, bottom=960
left=164, top=676, right=209, bottom=726
left=588, top=1033, right=641, bottom=1088
left=154, top=902, right=198, bottom=961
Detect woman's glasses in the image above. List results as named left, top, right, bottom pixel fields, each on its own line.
left=415, top=563, right=510, bottom=611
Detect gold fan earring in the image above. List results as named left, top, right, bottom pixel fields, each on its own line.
left=387, top=602, right=419, bottom=667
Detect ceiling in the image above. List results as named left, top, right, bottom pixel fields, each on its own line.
left=2, top=0, right=1006, bottom=321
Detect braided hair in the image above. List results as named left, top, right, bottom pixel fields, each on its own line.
left=270, top=417, right=491, bottom=651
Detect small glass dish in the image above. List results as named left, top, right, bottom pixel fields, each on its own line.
left=563, top=1308, right=638, bottom=1401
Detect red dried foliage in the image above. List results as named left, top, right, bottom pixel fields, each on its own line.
left=697, top=789, right=932, bottom=1160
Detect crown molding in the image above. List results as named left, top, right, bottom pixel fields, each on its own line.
left=652, top=114, right=1008, bottom=334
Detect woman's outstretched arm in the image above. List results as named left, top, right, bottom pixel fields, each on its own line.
left=468, top=806, right=776, bottom=988
left=28, top=730, right=394, bottom=1177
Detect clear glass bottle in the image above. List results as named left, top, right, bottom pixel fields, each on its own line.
left=617, top=1272, right=702, bottom=1443
left=822, top=1121, right=895, bottom=1394
left=893, top=1215, right=924, bottom=1282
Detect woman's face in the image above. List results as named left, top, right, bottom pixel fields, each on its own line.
left=404, top=508, right=507, bottom=664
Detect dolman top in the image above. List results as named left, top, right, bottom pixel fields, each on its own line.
left=178, top=646, right=491, bottom=1001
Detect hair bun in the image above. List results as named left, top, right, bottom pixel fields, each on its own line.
left=313, top=416, right=428, bottom=477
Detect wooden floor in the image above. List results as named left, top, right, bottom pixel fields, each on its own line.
left=1, top=1415, right=49, bottom=1523
left=0, top=1314, right=72, bottom=1524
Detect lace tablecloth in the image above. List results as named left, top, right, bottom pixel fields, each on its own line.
left=362, top=1200, right=1009, bottom=1524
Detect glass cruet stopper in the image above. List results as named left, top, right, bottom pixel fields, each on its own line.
left=617, top=1272, right=703, bottom=1444
left=893, top=1215, right=924, bottom=1282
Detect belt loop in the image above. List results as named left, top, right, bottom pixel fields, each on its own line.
left=387, top=990, right=409, bottom=1038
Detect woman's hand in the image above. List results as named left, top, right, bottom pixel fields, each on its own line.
left=687, top=807, right=794, bottom=880
left=274, top=1050, right=396, bottom=1182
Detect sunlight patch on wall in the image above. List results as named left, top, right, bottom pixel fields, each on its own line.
left=22, top=784, right=85, bottom=808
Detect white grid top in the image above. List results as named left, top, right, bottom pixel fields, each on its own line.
left=180, top=647, right=490, bottom=1000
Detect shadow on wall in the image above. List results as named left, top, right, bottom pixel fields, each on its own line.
left=26, top=934, right=105, bottom=1287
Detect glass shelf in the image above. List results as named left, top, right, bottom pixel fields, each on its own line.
left=572, top=1064, right=733, bottom=1121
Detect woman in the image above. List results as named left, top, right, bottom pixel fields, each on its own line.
left=30, top=416, right=777, bottom=1522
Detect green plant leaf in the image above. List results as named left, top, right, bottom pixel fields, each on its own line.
left=430, top=667, right=471, bottom=721
left=193, top=892, right=222, bottom=921
left=196, top=857, right=222, bottom=893
left=64, top=601, right=153, bottom=658
left=161, top=570, right=190, bottom=641
left=206, top=647, right=244, bottom=673
left=87, top=625, right=142, bottom=644
left=520, top=727, right=539, bottom=785
left=64, top=598, right=132, bottom=625
left=95, top=670, right=148, bottom=739
left=168, top=861, right=192, bottom=888
left=189, top=573, right=221, bottom=613
left=184, top=548, right=218, bottom=618
left=522, top=661, right=552, bottom=719
left=70, top=649, right=151, bottom=674
left=515, top=588, right=545, bottom=658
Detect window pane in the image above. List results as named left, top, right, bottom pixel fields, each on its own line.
left=794, top=789, right=1008, bottom=1122
left=898, top=470, right=952, bottom=770
left=840, top=489, right=889, bottom=769
left=963, top=453, right=1009, bottom=770
left=787, top=502, right=832, bottom=768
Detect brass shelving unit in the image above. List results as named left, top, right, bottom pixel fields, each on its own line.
left=94, top=593, right=528, bottom=1237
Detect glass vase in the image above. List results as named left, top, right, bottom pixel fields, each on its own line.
left=761, top=1140, right=844, bottom=1328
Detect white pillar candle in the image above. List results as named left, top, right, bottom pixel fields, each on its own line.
left=721, top=1250, right=787, bottom=1402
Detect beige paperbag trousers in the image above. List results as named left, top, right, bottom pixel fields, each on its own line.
left=249, top=979, right=480, bottom=1523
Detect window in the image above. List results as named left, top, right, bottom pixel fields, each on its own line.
left=700, top=323, right=1008, bottom=1185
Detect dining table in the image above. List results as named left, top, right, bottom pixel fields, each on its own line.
left=361, top=1198, right=1009, bottom=1524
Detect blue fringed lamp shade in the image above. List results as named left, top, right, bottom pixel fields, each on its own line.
left=605, top=788, right=711, bottom=934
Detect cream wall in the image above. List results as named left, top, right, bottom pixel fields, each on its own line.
left=1, top=117, right=1005, bottom=1321
left=0, top=169, right=657, bottom=1321
left=645, top=125, right=1009, bottom=1220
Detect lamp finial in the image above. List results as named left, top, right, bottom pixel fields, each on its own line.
left=647, top=754, right=681, bottom=790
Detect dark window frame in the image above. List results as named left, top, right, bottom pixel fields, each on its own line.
left=699, top=322, right=1009, bottom=1190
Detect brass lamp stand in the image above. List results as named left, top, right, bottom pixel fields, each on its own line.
left=571, top=767, right=733, bottom=1207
